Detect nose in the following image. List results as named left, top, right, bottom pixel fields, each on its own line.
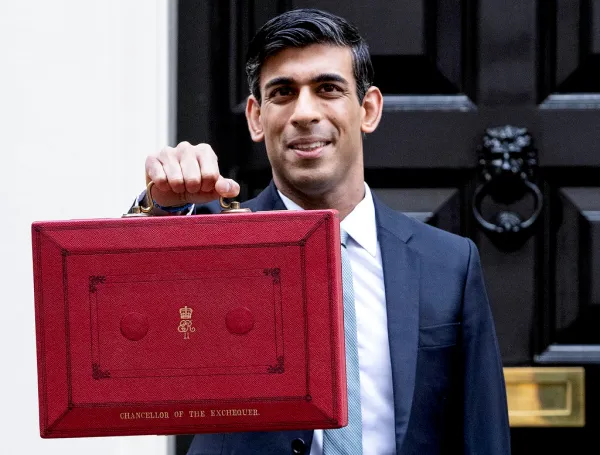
left=290, top=87, right=322, bottom=127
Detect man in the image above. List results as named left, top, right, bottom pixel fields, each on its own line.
left=133, top=8, right=511, bottom=455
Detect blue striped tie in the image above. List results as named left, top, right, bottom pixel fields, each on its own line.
left=323, top=229, right=363, bottom=454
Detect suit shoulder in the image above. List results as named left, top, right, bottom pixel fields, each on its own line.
left=408, top=214, right=468, bottom=246
left=374, top=195, right=470, bottom=260
left=402, top=213, right=472, bottom=267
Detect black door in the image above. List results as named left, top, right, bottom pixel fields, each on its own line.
left=177, top=1, right=600, bottom=453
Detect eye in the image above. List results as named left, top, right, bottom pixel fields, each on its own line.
left=269, top=86, right=294, bottom=98
left=318, top=83, right=342, bottom=94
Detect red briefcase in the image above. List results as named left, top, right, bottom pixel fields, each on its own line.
left=31, top=203, right=346, bottom=438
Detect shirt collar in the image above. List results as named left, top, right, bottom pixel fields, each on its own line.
left=277, top=182, right=378, bottom=258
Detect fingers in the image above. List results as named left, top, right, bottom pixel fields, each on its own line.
left=145, top=155, right=167, bottom=189
left=182, top=177, right=240, bottom=204
left=144, top=142, right=240, bottom=207
left=179, top=146, right=202, bottom=193
left=158, top=146, right=186, bottom=193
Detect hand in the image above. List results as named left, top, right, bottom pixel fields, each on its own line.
left=145, top=142, right=240, bottom=207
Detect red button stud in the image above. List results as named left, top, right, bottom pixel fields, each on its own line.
left=120, top=312, right=149, bottom=341
left=225, top=307, right=255, bottom=335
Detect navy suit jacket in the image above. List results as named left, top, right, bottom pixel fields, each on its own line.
left=186, top=181, right=511, bottom=455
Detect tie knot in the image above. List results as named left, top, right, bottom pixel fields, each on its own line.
left=340, top=229, right=349, bottom=247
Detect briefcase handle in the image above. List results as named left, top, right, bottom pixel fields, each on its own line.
left=124, top=181, right=251, bottom=217
left=219, top=196, right=252, bottom=213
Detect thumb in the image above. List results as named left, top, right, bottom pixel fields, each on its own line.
left=214, top=177, right=241, bottom=198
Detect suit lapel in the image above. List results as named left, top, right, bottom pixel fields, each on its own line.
left=374, top=196, right=420, bottom=453
left=243, top=180, right=287, bottom=212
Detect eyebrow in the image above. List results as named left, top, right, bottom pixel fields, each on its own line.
left=263, top=73, right=349, bottom=91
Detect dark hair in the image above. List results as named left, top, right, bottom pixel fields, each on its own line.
left=246, top=8, right=374, bottom=104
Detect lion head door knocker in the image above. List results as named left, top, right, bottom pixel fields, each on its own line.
left=472, top=125, right=543, bottom=247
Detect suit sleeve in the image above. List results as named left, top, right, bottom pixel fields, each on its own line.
left=461, top=238, right=511, bottom=454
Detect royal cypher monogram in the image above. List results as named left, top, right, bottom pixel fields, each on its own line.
left=178, top=306, right=196, bottom=339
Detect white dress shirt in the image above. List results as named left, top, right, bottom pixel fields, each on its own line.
left=278, top=183, right=396, bottom=455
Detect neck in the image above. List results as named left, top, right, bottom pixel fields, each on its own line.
left=275, top=176, right=365, bottom=221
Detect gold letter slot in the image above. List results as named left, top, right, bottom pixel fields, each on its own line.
left=504, top=367, right=585, bottom=427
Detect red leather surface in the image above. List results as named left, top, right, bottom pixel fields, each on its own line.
left=31, top=210, right=346, bottom=438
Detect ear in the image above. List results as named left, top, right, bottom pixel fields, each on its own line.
left=360, top=86, right=383, bottom=134
left=245, top=95, right=265, bottom=142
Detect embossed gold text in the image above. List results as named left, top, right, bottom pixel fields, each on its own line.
left=210, top=408, right=260, bottom=417
left=119, top=411, right=170, bottom=420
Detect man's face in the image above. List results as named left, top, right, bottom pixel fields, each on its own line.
left=247, top=44, right=368, bottom=198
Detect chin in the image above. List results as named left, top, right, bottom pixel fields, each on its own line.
left=287, top=171, right=335, bottom=196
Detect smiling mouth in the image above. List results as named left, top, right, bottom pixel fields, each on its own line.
left=289, top=141, right=331, bottom=155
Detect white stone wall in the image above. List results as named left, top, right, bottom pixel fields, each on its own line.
left=0, top=1, right=175, bottom=453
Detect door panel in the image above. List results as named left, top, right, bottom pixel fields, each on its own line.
left=176, top=0, right=600, bottom=453
left=543, top=188, right=600, bottom=349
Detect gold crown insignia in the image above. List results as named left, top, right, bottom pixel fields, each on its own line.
left=179, top=306, right=193, bottom=319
